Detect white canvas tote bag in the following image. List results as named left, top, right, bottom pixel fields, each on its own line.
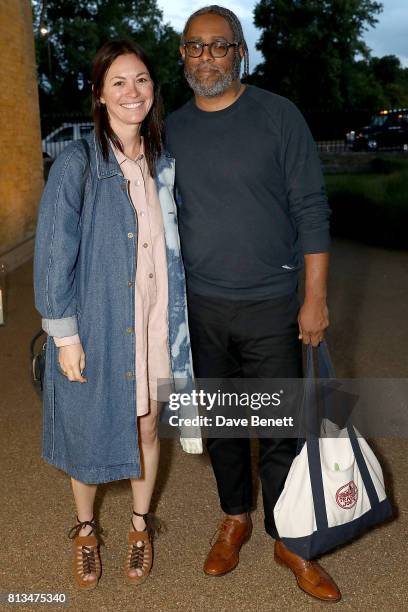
left=273, top=342, right=392, bottom=559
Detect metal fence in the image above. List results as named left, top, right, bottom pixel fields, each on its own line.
left=316, top=140, right=348, bottom=153
left=40, top=111, right=408, bottom=159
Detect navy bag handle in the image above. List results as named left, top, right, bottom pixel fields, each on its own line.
left=305, top=342, right=380, bottom=531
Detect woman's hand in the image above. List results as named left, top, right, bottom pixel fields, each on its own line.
left=58, top=344, right=87, bottom=383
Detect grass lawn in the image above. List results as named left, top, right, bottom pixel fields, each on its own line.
left=325, top=157, right=408, bottom=249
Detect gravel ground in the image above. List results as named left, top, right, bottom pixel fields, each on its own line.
left=0, top=238, right=407, bottom=611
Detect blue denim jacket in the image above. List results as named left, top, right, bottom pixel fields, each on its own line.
left=34, top=132, right=199, bottom=484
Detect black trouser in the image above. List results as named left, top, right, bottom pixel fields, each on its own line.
left=187, top=290, right=302, bottom=539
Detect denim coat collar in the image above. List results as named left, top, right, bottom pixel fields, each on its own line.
left=91, top=132, right=175, bottom=186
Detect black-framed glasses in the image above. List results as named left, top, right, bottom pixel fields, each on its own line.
left=184, top=40, right=240, bottom=59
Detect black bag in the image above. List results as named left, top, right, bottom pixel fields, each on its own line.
left=30, top=329, right=47, bottom=394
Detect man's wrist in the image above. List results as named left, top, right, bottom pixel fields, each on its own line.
left=303, top=293, right=327, bottom=304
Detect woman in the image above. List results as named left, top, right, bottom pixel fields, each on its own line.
left=34, top=39, right=201, bottom=590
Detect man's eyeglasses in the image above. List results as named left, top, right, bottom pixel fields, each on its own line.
left=183, top=41, right=240, bottom=59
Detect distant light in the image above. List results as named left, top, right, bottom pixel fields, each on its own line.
left=40, top=25, right=49, bottom=36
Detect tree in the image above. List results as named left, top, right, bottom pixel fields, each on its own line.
left=32, top=0, right=190, bottom=118
left=347, top=55, right=408, bottom=110
left=251, top=0, right=383, bottom=110
left=371, top=54, right=401, bottom=85
left=369, top=55, right=408, bottom=107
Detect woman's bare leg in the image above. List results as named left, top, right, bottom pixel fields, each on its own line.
left=129, top=399, right=160, bottom=576
left=70, top=478, right=98, bottom=583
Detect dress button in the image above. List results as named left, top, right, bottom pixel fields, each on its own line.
left=127, top=281, right=133, bottom=287
left=135, top=180, right=141, bottom=186
left=126, top=371, right=134, bottom=379
left=127, top=232, right=134, bottom=239
left=143, top=243, right=148, bottom=248
left=149, top=273, right=154, bottom=279
left=126, top=327, right=133, bottom=334
left=140, top=211, right=145, bottom=217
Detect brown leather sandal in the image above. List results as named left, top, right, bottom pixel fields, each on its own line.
left=124, top=511, right=160, bottom=585
left=68, top=517, right=101, bottom=590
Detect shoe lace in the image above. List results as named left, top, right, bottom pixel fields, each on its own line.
left=209, top=519, right=230, bottom=546
left=81, top=545, right=97, bottom=575
left=129, top=511, right=163, bottom=572
left=131, top=511, right=164, bottom=540
left=68, top=516, right=102, bottom=540
left=130, top=541, right=146, bottom=570
left=68, top=516, right=100, bottom=578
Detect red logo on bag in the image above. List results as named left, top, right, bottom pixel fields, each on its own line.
left=336, top=481, right=358, bottom=509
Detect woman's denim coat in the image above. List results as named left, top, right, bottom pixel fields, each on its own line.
left=34, top=132, right=198, bottom=484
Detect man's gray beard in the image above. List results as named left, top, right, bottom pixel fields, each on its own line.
left=184, top=56, right=241, bottom=98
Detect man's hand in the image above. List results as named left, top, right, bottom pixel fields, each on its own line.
left=298, top=297, right=329, bottom=347
left=58, top=344, right=87, bottom=382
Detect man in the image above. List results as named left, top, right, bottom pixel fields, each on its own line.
left=165, top=5, right=339, bottom=603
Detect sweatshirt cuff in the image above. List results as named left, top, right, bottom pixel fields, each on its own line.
left=299, top=230, right=331, bottom=254
left=54, top=334, right=81, bottom=347
left=42, top=315, right=78, bottom=337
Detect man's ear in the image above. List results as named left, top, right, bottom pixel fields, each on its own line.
left=179, top=45, right=186, bottom=60
left=239, top=43, right=244, bottom=59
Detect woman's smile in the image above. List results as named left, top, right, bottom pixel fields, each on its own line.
left=121, top=101, right=145, bottom=109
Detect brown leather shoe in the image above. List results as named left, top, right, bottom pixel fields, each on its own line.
left=274, top=541, right=341, bottom=602
left=204, top=515, right=252, bottom=576
left=68, top=517, right=101, bottom=591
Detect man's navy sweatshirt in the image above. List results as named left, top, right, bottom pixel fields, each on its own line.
left=165, top=85, right=331, bottom=300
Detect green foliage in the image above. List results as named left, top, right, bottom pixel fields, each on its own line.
left=32, top=0, right=190, bottom=115
left=347, top=59, right=387, bottom=110
left=345, top=55, right=408, bottom=110
left=326, top=159, right=408, bottom=249
left=369, top=55, right=408, bottom=107
left=251, top=0, right=384, bottom=110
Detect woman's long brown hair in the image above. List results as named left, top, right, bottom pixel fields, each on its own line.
left=92, top=39, right=163, bottom=177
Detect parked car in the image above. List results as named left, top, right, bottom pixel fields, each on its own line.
left=42, top=122, right=93, bottom=158
left=345, top=108, right=408, bottom=152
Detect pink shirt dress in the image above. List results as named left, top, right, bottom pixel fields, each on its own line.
left=54, top=140, right=171, bottom=417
